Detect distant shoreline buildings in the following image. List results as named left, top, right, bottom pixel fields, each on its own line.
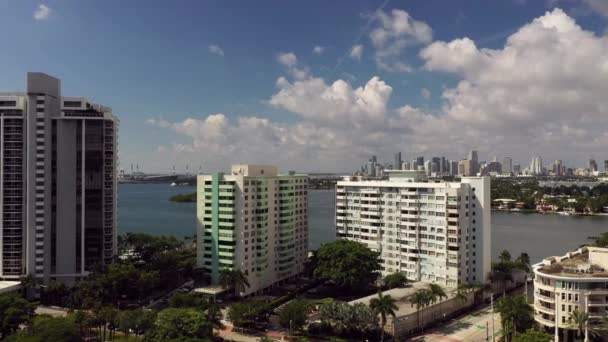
left=356, top=150, right=608, bottom=178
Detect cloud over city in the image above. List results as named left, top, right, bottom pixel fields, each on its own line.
left=148, top=8, right=608, bottom=171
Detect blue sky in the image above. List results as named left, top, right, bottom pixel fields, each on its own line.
left=1, top=0, right=608, bottom=172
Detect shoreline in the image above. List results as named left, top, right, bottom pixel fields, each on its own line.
left=491, top=208, right=608, bottom=217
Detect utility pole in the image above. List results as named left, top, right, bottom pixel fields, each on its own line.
left=491, top=294, right=495, bottom=342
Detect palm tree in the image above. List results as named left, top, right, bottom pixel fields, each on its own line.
left=19, top=274, right=40, bottom=299
left=516, top=252, right=531, bottom=273
left=495, top=295, right=533, bottom=342
left=369, top=292, right=398, bottom=342
left=428, top=283, right=448, bottom=319
left=410, top=289, right=432, bottom=331
left=206, top=303, right=225, bottom=335
left=489, top=269, right=514, bottom=297
left=220, top=269, right=251, bottom=297
left=499, top=250, right=512, bottom=263
left=569, top=310, right=603, bottom=341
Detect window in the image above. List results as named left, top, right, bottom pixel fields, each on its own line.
left=63, top=101, right=82, bottom=107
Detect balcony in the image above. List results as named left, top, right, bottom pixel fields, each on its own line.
left=534, top=303, right=554, bottom=316
left=534, top=315, right=555, bottom=327
left=535, top=292, right=555, bottom=303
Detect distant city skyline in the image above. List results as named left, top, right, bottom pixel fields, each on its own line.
left=2, top=1, right=608, bottom=172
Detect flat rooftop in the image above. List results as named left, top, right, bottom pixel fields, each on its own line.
left=349, top=282, right=456, bottom=317
left=536, top=247, right=608, bottom=278
left=0, top=281, right=21, bottom=294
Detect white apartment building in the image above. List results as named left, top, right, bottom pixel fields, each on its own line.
left=336, top=171, right=491, bottom=288
left=196, top=165, right=308, bottom=296
left=533, top=247, right=608, bottom=341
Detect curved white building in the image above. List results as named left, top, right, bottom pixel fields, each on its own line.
left=533, top=247, right=608, bottom=341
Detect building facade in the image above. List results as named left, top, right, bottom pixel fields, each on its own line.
left=335, top=171, right=491, bottom=288
left=533, top=247, right=608, bottom=341
left=196, top=165, right=308, bottom=296
left=0, top=73, right=118, bottom=284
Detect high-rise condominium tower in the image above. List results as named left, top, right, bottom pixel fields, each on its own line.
left=0, top=73, right=118, bottom=284
left=196, top=165, right=308, bottom=296
left=336, top=171, right=491, bottom=287
left=530, top=156, right=543, bottom=175
left=501, top=157, right=512, bottom=174
left=468, top=150, right=479, bottom=175
left=393, top=152, right=402, bottom=171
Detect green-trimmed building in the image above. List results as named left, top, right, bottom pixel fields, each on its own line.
left=196, top=165, right=308, bottom=296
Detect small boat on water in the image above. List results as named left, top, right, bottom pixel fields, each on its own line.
left=170, top=182, right=177, bottom=187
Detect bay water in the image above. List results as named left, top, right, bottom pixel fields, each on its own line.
left=118, top=184, right=608, bottom=263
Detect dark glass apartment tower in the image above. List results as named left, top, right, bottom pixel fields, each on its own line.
left=0, top=73, right=118, bottom=285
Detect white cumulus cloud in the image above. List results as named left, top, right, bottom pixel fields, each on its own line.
left=146, top=8, right=608, bottom=172
left=208, top=45, right=225, bottom=56
left=277, top=52, right=298, bottom=67
left=369, top=9, right=432, bottom=73
left=349, top=45, right=363, bottom=61
left=312, top=45, right=325, bottom=54
left=34, top=4, right=51, bottom=20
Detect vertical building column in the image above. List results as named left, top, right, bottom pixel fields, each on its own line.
left=81, top=120, right=86, bottom=274
left=0, top=117, right=3, bottom=277
left=211, top=173, right=220, bottom=284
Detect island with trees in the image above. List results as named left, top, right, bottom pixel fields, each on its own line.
left=169, top=192, right=197, bottom=203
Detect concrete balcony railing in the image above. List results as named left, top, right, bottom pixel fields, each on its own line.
left=534, top=315, right=555, bottom=327
left=535, top=292, right=555, bottom=303
left=535, top=303, right=555, bottom=316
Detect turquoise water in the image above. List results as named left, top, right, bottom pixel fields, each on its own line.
left=118, top=184, right=608, bottom=262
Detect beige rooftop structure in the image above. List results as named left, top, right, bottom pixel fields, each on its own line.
left=533, top=247, right=608, bottom=341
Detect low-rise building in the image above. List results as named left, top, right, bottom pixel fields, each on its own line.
left=533, top=247, right=608, bottom=341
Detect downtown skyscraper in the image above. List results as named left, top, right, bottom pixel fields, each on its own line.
left=0, top=73, right=118, bottom=284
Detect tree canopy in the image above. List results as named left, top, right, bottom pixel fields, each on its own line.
left=278, top=300, right=312, bottom=331
left=0, top=295, right=36, bottom=339
left=227, top=301, right=269, bottom=328
left=383, top=272, right=408, bottom=289
left=313, top=240, right=380, bottom=291
left=147, top=308, right=212, bottom=341
left=512, top=329, right=553, bottom=342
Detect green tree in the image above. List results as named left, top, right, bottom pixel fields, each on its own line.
left=428, top=283, right=448, bottom=319
left=219, top=269, right=250, bottom=297
left=383, top=272, right=408, bottom=289
left=0, top=295, right=36, bottom=339
left=369, top=292, right=397, bottom=342
left=499, top=250, right=512, bottom=263
left=495, top=295, right=534, bottom=341
left=117, top=309, right=139, bottom=337
left=410, top=289, right=433, bottom=330
left=313, top=240, right=380, bottom=292
left=258, top=337, right=276, bottom=342
left=7, top=315, right=80, bottom=342
left=168, top=292, right=208, bottom=309
left=512, top=329, right=553, bottom=342
left=148, top=307, right=212, bottom=341
left=568, top=309, right=603, bottom=341
left=590, top=232, right=608, bottom=248
left=318, top=301, right=377, bottom=336
left=278, top=300, right=312, bottom=332
left=227, top=301, right=269, bottom=328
